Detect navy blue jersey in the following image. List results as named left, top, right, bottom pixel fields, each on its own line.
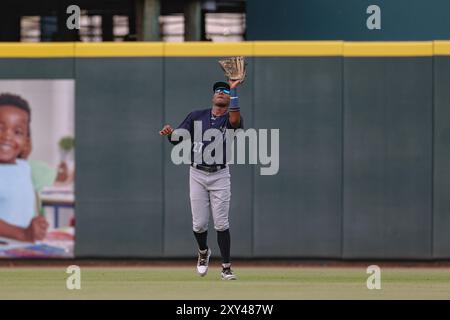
left=170, top=108, right=244, bottom=165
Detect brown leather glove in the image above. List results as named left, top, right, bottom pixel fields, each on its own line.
left=218, top=56, right=247, bottom=84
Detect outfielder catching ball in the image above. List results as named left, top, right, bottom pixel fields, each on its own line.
left=159, top=79, right=243, bottom=280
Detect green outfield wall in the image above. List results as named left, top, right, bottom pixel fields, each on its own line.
left=0, top=41, right=449, bottom=259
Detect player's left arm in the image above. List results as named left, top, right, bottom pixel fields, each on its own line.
left=228, top=80, right=241, bottom=128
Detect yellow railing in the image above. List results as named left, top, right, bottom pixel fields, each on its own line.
left=0, top=41, right=450, bottom=57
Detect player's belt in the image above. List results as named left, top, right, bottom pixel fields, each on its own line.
left=191, top=163, right=227, bottom=173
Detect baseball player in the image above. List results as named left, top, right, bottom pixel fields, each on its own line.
left=159, top=80, right=242, bottom=280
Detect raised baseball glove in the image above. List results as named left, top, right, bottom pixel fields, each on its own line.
left=218, top=56, right=247, bottom=84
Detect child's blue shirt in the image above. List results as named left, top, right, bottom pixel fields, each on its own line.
left=0, top=160, right=35, bottom=228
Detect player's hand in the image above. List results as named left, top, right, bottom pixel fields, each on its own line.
left=229, top=79, right=241, bottom=89
left=159, top=125, right=174, bottom=136
left=24, top=216, right=49, bottom=242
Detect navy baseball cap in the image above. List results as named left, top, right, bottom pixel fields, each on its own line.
left=213, top=81, right=230, bottom=92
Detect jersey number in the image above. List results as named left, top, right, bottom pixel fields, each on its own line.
left=193, top=142, right=204, bottom=153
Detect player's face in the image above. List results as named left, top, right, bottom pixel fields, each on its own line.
left=0, top=106, right=30, bottom=164
left=212, top=90, right=230, bottom=107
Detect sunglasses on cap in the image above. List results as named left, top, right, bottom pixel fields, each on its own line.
left=214, top=88, right=230, bottom=95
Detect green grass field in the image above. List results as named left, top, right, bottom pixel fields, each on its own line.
left=1, top=266, right=450, bottom=299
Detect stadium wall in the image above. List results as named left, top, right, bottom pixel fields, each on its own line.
left=0, top=41, right=449, bottom=259
left=247, top=0, right=450, bottom=41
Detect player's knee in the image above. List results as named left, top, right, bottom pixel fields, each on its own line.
left=193, top=223, right=208, bottom=233
left=214, top=222, right=229, bottom=232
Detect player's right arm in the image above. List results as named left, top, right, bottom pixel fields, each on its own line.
left=159, top=112, right=193, bottom=145
left=159, top=124, right=179, bottom=145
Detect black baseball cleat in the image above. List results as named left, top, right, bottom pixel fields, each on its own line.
left=197, top=248, right=211, bottom=277
left=221, top=267, right=237, bottom=280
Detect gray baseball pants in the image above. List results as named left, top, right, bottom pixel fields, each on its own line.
left=190, top=166, right=231, bottom=233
